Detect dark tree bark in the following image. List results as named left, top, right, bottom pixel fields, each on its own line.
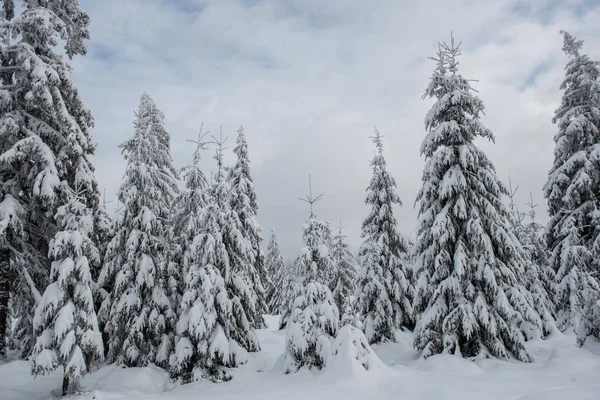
left=3, top=0, right=14, bottom=21
left=0, top=248, right=11, bottom=358
left=102, top=330, right=109, bottom=358
left=62, top=374, right=69, bottom=397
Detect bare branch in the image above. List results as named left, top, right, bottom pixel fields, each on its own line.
left=102, top=188, right=114, bottom=209
left=298, top=174, right=324, bottom=217
left=526, top=191, right=539, bottom=225
left=337, top=219, right=345, bottom=235
left=370, top=127, right=386, bottom=154
left=186, top=122, right=211, bottom=166
left=507, top=176, right=524, bottom=224
left=211, top=126, right=228, bottom=176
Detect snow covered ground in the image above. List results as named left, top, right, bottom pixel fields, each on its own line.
left=2, top=315, right=599, bottom=400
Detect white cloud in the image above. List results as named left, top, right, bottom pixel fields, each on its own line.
left=73, top=0, right=600, bottom=256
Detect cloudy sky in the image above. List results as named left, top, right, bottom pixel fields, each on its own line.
left=73, top=0, right=600, bottom=258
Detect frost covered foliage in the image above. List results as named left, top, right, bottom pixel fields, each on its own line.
left=543, top=32, right=600, bottom=345
left=90, top=204, right=113, bottom=349
left=413, top=36, right=541, bottom=362
left=328, top=325, right=387, bottom=372
left=577, top=286, right=600, bottom=346
left=170, top=129, right=257, bottom=383
left=356, top=130, right=412, bottom=343
left=98, top=94, right=179, bottom=367
left=508, top=191, right=557, bottom=337
left=228, top=126, right=267, bottom=328
left=173, top=196, right=256, bottom=382
left=0, top=248, right=9, bottom=356
left=271, top=262, right=299, bottom=322
left=168, top=128, right=211, bottom=318
left=169, top=131, right=211, bottom=382
left=209, top=138, right=263, bottom=341
left=522, top=225, right=557, bottom=337
left=298, top=215, right=335, bottom=285
left=403, top=238, right=417, bottom=292
left=174, top=265, right=239, bottom=382
left=174, top=138, right=262, bottom=372
left=90, top=206, right=112, bottom=281
left=0, top=194, right=33, bottom=357
left=31, top=189, right=103, bottom=394
left=265, top=230, right=287, bottom=313
left=173, top=198, right=241, bottom=382
left=283, top=213, right=339, bottom=373
left=277, top=259, right=303, bottom=329
left=330, top=225, right=357, bottom=323
left=0, top=0, right=103, bottom=358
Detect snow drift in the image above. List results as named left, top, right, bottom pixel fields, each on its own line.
left=320, top=325, right=392, bottom=382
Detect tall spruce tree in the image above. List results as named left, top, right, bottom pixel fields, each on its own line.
left=171, top=128, right=255, bottom=382
left=278, top=258, right=303, bottom=330
left=543, top=31, right=600, bottom=345
left=90, top=198, right=113, bottom=357
left=355, top=129, right=412, bottom=344
left=31, top=186, right=103, bottom=396
left=98, top=94, right=179, bottom=367
left=506, top=182, right=557, bottom=337
left=206, top=133, right=261, bottom=353
left=283, top=178, right=338, bottom=373
left=228, top=126, right=267, bottom=328
left=269, top=262, right=295, bottom=317
left=166, top=126, right=209, bottom=328
left=330, top=222, right=357, bottom=324
left=0, top=0, right=103, bottom=358
left=413, top=35, right=541, bottom=362
left=173, top=196, right=257, bottom=382
left=90, top=203, right=112, bottom=282
left=405, top=236, right=417, bottom=301
left=265, top=229, right=287, bottom=313
left=521, top=194, right=557, bottom=336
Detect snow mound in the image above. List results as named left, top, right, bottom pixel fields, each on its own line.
left=263, top=314, right=281, bottom=331
left=414, top=353, right=484, bottom=376
left=512, top=385, right=600, bottom=400
left=71, top=390, right=121, bottom=400
left=252, top=327, right=286, bottom=373
left=541, top=345, right=600, bottom=372
left=83, top=364, right=173, bottom=395
left=322, top=325, right=391, bottom=380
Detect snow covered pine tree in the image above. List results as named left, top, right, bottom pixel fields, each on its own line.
left=171, top=126, right=255, bottom=382
left=330, top=222, right=358, bottom=325
left=210, top=132, right=264, bottom=335
left=278, top=258, right=303, bottom=330
left=412, top=35, right=542, bottom=362
left=283, top=178, right=338, bottom=373
left=228, top=126, right=268, bottom=328
left=165, top=125, right=212, bottom=334
left=543, top=31, right=600, bottom=345
left=355, top=129, right=412, bottom=344
left=507, top=183, right=557, bottom=337
left=0, top=0, right=106, bottom=358
left=99, top=94, right=179, bottom=367
left=31, top=186, right=103, bottom=396
left=265, top=229, right=288, bottom=313
left=521, top=194, right=557, bottom=336
left=174, top=132, right=261, bottom=381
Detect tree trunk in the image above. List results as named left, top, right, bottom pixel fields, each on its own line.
left=62, top=374, right=69, bottom=397
left=0, top=248, right=11, bottom=358
left=85, top=352, right=93, bottom=374
left=102, top=330, right=109, bottom=358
